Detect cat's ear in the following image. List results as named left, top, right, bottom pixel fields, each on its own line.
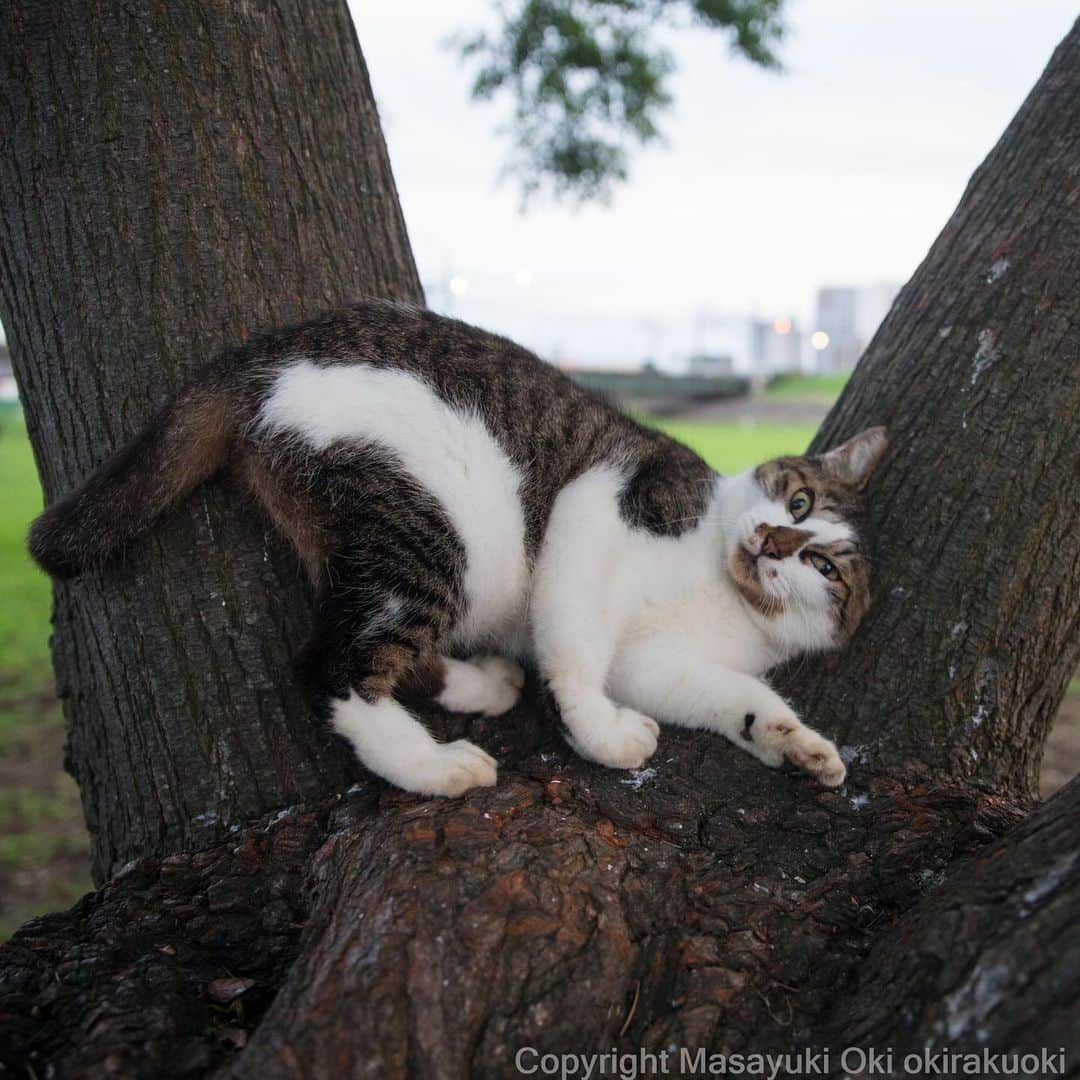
left=820, top=426, right=888, bottom=490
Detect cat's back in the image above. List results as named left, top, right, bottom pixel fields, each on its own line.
left=248, top=302, right=676, bottom=502
left=245, top=300, right=713, bottom=535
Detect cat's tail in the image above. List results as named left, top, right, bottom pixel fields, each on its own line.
left=29, top=379, right=236, bottom=579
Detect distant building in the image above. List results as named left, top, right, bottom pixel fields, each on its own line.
left=813, top=282, right=900, bottom=371
left=687, top=314, right=802, bottom=378
left=853, top=282, right=900, bottom=344
left=815, top=288, right=859, bottom=369
left=750, top=317, right=802, bottom=375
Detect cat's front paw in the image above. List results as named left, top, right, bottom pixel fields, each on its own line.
left=747, top=711, right=846, bottom=787
left=565, top=703, right=660, bottom=770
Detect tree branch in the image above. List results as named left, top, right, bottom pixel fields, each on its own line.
left=781, top=19, right=1080, bottom=797
left=0, top=715, right=1031, bottom=1077
left=821, top=777, right=1080, bottom=1063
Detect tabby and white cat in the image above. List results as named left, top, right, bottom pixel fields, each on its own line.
left=30, top=302, right=886, bottom=796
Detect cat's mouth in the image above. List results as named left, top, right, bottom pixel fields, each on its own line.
left=730, top=544, right=785, bottom=617
left=732, top=541, right=782, bottom=593
left=736, top=539, right=779, bottom=577
left=739, top=544, right=760, bottom=574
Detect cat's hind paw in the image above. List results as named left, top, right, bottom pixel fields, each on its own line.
left=475, top=655, right=526, bottom=692
left=406, top=739, right=498, bottom=797
left=438, top=656, right=524, bottom=717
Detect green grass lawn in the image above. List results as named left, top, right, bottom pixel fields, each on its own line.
left=0, top=412, right=817, bottom=707
left=0, top=414, right=92, bottom=940
left=0, top=412, right=812, bottom=691
left=653, top=419, right=817, bottom=473
left=0, top=412, right=51, bottom=699
left=0, top=413, right=816, bottom=693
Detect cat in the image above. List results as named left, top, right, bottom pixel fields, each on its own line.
left=29, top=301, right=886, bottom=797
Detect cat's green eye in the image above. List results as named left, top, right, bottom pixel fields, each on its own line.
left=809, top=553, right=839, bottom=580
left=788, top=488, right=814, bottom=522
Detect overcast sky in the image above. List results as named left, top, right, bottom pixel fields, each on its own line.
left=349, top=2, right=1073, bottom=363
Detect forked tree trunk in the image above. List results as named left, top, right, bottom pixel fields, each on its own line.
left=1, top=6, right=1078, bottom=1079
left=0, top=0, right=421, bottom=881
left=788, top=28, right=1080, bottom=796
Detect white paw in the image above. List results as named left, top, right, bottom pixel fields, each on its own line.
left=405, top=739, right=498, bottom=797
left=565, top=703, right=660, bottom=770
left=438, top=656, right=524, bottom=717
left=750, top=711, right=846, bottom=787
left=475, top=655, right=526, bottom=691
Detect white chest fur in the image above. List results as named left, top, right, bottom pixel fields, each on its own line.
left=619, top=582, right=780, bottom=676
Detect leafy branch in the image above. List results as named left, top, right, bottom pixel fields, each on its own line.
left=454, top=0, right=786, bottom=203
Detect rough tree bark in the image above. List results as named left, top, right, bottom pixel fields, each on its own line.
left=789, top=31, right=1080, bottom=796
left=1, top=6, right=1078, bottom=1080
left=0, top=0, right=421, bottom=882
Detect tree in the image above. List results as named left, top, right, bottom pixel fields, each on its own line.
left=0, top=0, right=421, bottom=884
left=0, top=4, right=1078, bottom=1077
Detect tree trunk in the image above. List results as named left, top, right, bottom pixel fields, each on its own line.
left=784, top=21, right=1080, bottom=798
left=1, top=7, right=1079, bottom=1079
left=0, top=0, right=422, bottom=881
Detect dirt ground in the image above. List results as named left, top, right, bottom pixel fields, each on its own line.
left=633, top=396, right=833, bottom=425
left=679, top=397, right=834, bottom=425
left=1040, top=690, right=1080, bottom=797
left=0, top=693, right=92, bottom=941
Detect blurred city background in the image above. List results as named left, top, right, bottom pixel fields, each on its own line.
left=1, top=0, right=1077, bottom=939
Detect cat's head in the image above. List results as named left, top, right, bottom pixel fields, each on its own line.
left=727, top=427, right=887, bottom=650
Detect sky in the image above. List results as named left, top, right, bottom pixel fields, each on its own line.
left=350, top=0, right=1075, bottom=367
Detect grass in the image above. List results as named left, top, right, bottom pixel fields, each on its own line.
left=0, top=414, right=819, bottom=691
left=0, top=409, right=51, bottom=701
left=0, top=412, right=91, bottom=940
left=765, top=372, right=850, bottom=402
left=654, top=419, right=818, bottom=473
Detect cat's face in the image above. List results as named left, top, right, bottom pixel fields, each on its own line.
left=727, top=427, right=887, bottom=648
